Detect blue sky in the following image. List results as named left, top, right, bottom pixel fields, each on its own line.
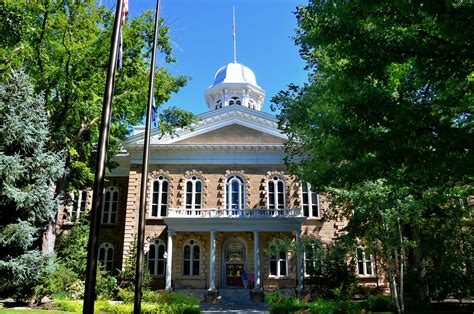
left=106, top=0, right=308, bottom=115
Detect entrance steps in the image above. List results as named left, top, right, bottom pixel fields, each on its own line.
left=200, top=288, right=269, bottom=313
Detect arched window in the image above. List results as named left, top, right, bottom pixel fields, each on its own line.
left=269, top=241, right=287, bottom=277
left=356, top=247, right=374, bottom=276
left=69, top=190, right=88, bottom=222
left=229, top=96, right=241, bottom=106
left=215, top=99, right=222, bottom=109
left=151, top=176, right=168, bottom=217
left=226, top=175, right=245, bottom=214
left=268, top=176, right=285, bottom=211
left=301, top=181, right=319, bottom=217
left=183, top=240, right=200, bottom=276
left=185, top=176, right=202, bottom=215
left=304, top=241, right=323, bottom=277
left=98, top=242, right=114, bottom=273
left=102, top=187, right=118, bottom=224
left=248, top=100, right=256, bottom=110
left=148, top=239, right=166, bottom=276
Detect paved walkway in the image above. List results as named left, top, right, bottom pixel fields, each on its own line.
left=199, top=289, right=270, bottom=314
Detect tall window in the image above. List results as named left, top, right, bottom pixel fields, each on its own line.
left=269, top=242, right=287, bottom=277
left=148, top=239, right=166, bottom=276
left=304, top=242, right=322, bottom=276
left=185, top=176, right=202, bottom=214
left=102, top=187, right=118, bottom=224
left=301, top=181, right=319, bottom=217
left=69, top=190, right=88, bottom=222
left=268, top=176, right=285, bottom=210
left=98, top=243, right=114, bottom=273
left=183, top=240, right=200, bottom=276
left=151, top=176, right=168, bottom=217
left=356, top=247, right=374, bottom=276
left=248, top=100, right=256, bottom=110
left=226, top=175, right=245, bottom=213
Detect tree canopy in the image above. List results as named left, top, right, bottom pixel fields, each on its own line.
left=0, top=0, right=194, bottom=190
left=273, top=0, right=473, bottom=302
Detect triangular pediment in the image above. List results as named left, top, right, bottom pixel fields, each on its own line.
left=174, top=124, right=286, bottom=145
left=124, top=105, right=287, bottom=147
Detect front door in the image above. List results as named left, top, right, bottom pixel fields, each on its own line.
left=226, top=264, right=243, bottom=287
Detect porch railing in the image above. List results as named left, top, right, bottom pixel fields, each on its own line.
left=167, top=207, right=302, bottom=218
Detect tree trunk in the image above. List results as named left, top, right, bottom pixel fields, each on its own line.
left=42, top=213, right=56, bottom=254
left=398, top=218, right=405, bottom=313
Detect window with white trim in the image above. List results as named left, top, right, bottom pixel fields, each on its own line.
left=151, top=176, right=168, bottom=217
left=185, top=176, right=202, bottom=214
left=183, top=240, right=200, bottom=276
left=356, top=247, right=374, bottom=276
left=101, top=187, right=118, bottom=224
left=268, top=176, right=285, bottom=210
left=69, top=190, right=88, bottom=222
left=269, top=242, right=287, bottom=277
left=226, top=175, right=245, bottom=213
left=98, top=242, right=114, bottom=273
left=148, top=239, right=166, bottom=276
left=215, top=99, right=222, bottom=109
left=229, top=96, right=241, bottom=106
left=301, top=181, right=320, bottom=217
left=304, top=242, right=323, bottom=276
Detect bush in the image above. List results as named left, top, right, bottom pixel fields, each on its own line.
left=54, top=299, right=201, bottom=313
left=34, top=264, right=84, bottom=301
left=95, top=267, right=118, bottom=300
left=361, top=295, right=392, bottom=312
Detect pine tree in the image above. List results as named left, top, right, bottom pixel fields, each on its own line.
left=0, top=70, right=64, bottom=300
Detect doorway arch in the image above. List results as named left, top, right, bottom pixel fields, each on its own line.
left=221, top=237, right=247, bottom=287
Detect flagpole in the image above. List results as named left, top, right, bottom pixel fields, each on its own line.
left=233, top=6, right=237, bottom=63
left=134, top=0, right=161, bottom=312
left=83, top=0, right=123, bottom=313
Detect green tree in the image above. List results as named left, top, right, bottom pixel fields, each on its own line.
left=0, top=70, right=64, bottom=300
left=0, top=0, right=195, bottom=251
left=273, top=0, right=473, bottom=306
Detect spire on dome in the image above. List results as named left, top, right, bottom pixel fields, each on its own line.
left=233, top=6, right=237, bottom=64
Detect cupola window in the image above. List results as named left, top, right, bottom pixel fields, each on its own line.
left=229, top=97, right=241, bottom=106
left=216, top=100, right=222, bottom=109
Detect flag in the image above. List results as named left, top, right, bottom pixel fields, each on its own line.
left=152, top=96, right=158, bottom=128
left=117, top=0, right=128, bottom=69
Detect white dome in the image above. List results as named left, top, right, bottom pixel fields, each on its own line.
left=212, top=63, right=259, bottom=87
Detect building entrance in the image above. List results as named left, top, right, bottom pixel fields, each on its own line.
left=222, top=237, right=247, bottom=287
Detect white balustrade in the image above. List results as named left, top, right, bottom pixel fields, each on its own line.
left=167, top=207, right=302, bottom=217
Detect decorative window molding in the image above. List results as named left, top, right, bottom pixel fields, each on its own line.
left=98, top=242, right=114, bottom=273
left=147, top=170, right=173, bottom=217
left=185, top=176, right=202, bottom=214
left=262, top=171, right=291, bottom=210
left=148, top=238, right=166, bottom=277
left=183, top=239, right=200, bottom=276
left=269, top=240, right=288, bottom=278
left=356, top=247, right=374, bottom=276
left=150, top=176, right=168, bottom=217
left=217, top=170, right=251, bottom=209
left=101, top=187, right=118, bottom=224
left=267, top=176, right=285, bottom=210
left=301, top=181, right=320, bottom=218
left=177, top=170, right=208, bottom=209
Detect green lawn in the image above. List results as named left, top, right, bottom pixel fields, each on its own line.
left=0, top=310, right=75, bottom=313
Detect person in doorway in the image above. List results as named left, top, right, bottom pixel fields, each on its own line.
left=249, top=273, right=255, bottom=289
left=242, top=270, right=248, bottom=288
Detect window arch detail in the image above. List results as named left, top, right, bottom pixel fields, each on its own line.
left=183, top=239, right=200, bottom=276
left=147, top=239, right=166, bottom=276
left=267, top=176, right=286, bottom=210
left=98, top=242, right=114, bottom=273
left=228, top=96, right=241, bottom=106
left=147, top=170, right=174, bottom=217
left=102, top=187, right=118, bottom=224
left=217, top=170, right=251, bottom=210
left=150, top=176, right=169, bottom=217
left=177, top=170, right=208, bottom=209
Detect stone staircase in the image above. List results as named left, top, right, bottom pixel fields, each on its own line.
left=200, top=288, right=269, bottom=313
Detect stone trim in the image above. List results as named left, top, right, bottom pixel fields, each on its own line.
left=176, top=170, right=209, bottom=208
left=217, top=170, right=252, bottom=209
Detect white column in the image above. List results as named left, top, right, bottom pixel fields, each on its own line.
left=254, top=231, right=261, bottom=290
left=296, top=232, right=304, bottom=290
left=209, top=231, right=216, bottom=290
left=165, top=231, right=173, bottom=290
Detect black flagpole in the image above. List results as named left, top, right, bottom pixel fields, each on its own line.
left=83, top=0, right=123, bottom=313
left=134, top=0, right=161, bottom=312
